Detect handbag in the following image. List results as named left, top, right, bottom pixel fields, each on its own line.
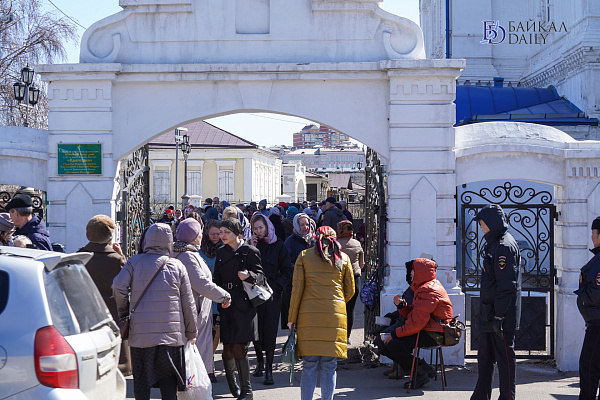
left=281, top=325, right=298, bottom=385
left=360, top=274, right=379, bottom=310
left=432, top=314, right=465, bottom=346
left=236, top=247, right=273, bottom=307
left=242, top=278, right=273, bottom=307
left=117, top=258, right=168, bottom=340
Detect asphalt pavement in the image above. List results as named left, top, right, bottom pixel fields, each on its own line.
left=125, top=300, right=580, bottom=399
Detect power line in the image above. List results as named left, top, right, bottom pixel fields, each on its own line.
left=247, top=113, right=314, bottom=125
left=46, top=0, right=87, bottom=30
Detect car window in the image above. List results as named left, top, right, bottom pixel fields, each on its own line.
left=44, top=262, right=110, bottom=336
left=0, top=270, right=7, bottom=315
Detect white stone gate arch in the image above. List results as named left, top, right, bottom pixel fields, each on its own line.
left=39, top=0, right=464, bottom=274
left=455, top=121, right=600, bottom=371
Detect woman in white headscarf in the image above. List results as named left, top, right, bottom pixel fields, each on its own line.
left=282, top=213, right=316, bottom=330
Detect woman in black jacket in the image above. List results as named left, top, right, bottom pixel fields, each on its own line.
left=213, top=218, right=266, bottom=400
left=249, top=212, right=292, bottom=385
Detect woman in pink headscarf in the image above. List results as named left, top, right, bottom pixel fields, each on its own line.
left=249, top=212, right=293, bottom=385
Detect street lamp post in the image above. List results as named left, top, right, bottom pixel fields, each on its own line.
left=174, top=127, right=188, bottom=210
left=13, top=66, right=40, bottom=127
left=181, top=134, right=192, bottom=209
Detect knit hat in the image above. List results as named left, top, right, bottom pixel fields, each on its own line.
left=278, top=202, right=289, bottom=209
left=86, top=215, right=115, bottom=244
left=592, top=217, right=600, bottom=231
left=270, top=207, right=280, bottom=216
left=259, top=199, right=268, bottom=207
left=221, top=218, right=243, bottom=236
left=325, top=196, right=337, bottom=204
left=176, top=218, right=202, bottom=243
left=0, top=213, right=14, bottom=232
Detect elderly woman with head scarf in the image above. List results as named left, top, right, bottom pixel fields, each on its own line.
left=282, top=213, right=316, bottom=330
left=249, top=212, right=292, bottom=385
left=173, top=218, right=232, bottom=384
left=336, top=220, right=364, bottom=344
left=112, top=223, right=198, bottom=400
left=0, top=213, right=14, bottom=246
left=287, top=226, right=355, bottom=400
left=213, top=218, right=266, bottom=400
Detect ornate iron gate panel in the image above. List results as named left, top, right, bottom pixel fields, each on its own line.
left=0, top=187, right=46, bottom=221
left=460, top=182, right=555, bottom=359
left=363, top=148, right=387, bottom=342
left=117, top=145, right=150, bottom=258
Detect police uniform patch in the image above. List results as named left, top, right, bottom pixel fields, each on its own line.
left=596, top=272, right=600, bottom=286
left=498, top=255, right=507, bottom=270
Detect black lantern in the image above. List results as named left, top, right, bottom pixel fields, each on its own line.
left=357, top=161, right=363, bottom=170
left=29, top=85, right=40, bottom=105
left=13, top=65, right=39, bottom=127
left=21, top=66, right=34, bottom=85
left=13, top=82, right=26, bottom=101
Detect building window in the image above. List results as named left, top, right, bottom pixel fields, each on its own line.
left=187, top=171, right=202, bottom=196
left=218, top=169, right=234, bottom=202
left=153, top=170, right=170, bottom=202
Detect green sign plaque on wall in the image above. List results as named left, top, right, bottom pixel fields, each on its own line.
left=57, top=143, right=102, bottom=175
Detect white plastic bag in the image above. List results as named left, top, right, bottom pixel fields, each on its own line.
left=179, top=341, right=212, bottom=400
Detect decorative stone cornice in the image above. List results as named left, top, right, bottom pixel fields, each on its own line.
left=522, top=45, right=600, bottom=88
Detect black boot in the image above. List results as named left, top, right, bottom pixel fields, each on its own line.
left=235, top=357, right=254, bottom=400
left=263, top=350, right=274, bottom=385
left=223, top=358, right=240, bottom=398
left=404, top=365, right=430, bottom=389
left=419, top=358, right=436, bottom=379
left=252, top=350, right=264, bottom=378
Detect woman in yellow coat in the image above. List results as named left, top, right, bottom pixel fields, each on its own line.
left=288, top=226, right=355, bottom=400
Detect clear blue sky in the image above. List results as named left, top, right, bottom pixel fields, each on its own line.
left=44, top=0, right=420, bottom=147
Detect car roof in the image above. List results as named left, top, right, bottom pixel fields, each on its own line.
left=0, top=246, right=93, bottom=271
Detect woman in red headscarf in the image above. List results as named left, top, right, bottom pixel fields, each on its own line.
left=249, top=212, right=292, bottom=385
left=287, top=226, right=355, bottom=400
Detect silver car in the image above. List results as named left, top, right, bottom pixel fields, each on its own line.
left=0, top=247, right=126, bottom=399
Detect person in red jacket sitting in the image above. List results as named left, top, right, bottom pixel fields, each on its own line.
left=380, top=258, right=453, bottom=389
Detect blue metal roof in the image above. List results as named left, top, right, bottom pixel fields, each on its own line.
left=455, top=85, right=599, bottom=126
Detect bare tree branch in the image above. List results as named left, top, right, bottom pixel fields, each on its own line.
left=0, top=0, right=78, bottom=129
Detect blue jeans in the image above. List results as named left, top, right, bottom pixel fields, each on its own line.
left=301, top=356, right=337, bottom=400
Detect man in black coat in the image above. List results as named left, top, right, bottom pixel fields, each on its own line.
left=575, top=216, right=600, bottom=400
left=5, top=194, right=52, bottom=251
left=471, top=204, right=521, bottom=400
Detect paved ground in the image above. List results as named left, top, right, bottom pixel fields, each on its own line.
left=125, top=301, right=580, bottom=399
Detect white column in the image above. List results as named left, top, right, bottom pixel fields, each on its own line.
left=555, top=166, right=600, bottom=371
left=42, top=71, right=119, bottom=252
left=382, top=60, right=465, bottom=365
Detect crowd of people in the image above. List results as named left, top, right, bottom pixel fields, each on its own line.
left=108, top=195, right=363, bottom=400
left=2, top=192, right=600, bottom=400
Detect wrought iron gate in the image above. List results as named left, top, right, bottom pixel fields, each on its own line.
left=363, top=148, right=387, bottom=341
left=116, top=145, right=150, bottom=258
left=460, top=182, right=556, bottom=358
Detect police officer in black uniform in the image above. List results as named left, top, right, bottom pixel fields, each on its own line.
left=575, top=216, right=600, bottom=400
left=471, top=204, right=521, bottom=400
